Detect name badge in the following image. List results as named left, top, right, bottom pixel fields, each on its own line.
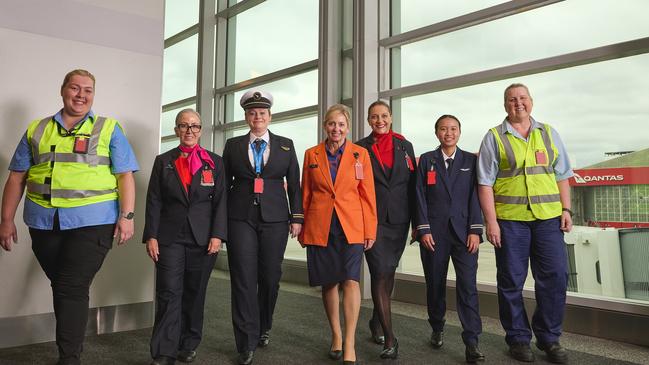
left=73, top=137, right=89, bottom=154
left=535, top=150, right=547, bottom=165
left=201, top=169, right=214, bottom=186
left=355, top=162, right=364, bottom=180
left=254, top=177, right=264, bottom=193
left=427, top=171, right=436, bottom=185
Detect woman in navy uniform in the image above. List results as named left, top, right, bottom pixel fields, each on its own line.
left=222, top=90, right=303, bottom=365
left=143, top=109, right=227, bottom=365
left=355, top=100, right=416, bottom=359
left=414, top=115, right=484, bottom=363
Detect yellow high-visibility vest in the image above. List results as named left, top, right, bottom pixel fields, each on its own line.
left=491, top=122, right=562, bottom=221
left=25, top=115, right=119, bottom=208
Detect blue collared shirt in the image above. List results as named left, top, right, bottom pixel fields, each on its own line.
left=325, top=140, right=346, bottom=183
left=8, top=110, right=140, bottom=230
left=477, top=117, right=573, bottom=186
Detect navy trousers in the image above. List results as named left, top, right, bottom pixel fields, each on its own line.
left=419, top=222, right=482, bottom=345
left=495, top=217, right=568, bottom=345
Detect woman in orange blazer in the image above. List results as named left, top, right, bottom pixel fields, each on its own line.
left=299, top=104, right=377, bottom=365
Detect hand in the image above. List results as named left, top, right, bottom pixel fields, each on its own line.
left=207, top=238, right=222, bottom=254
left=364, top=238, right=375, bottom=251
left=146, top=238, right=159, bottom=262
left=485, top=220, right=501, bottom=248
left=289, top=223, right=302, bottom=238
left=0, top=220, right=18, bottom=251
left=420, top=233, right=435, bottom=251
left=114, top=217, right=134, bottom=245
left=466, top=233, right=480, bottom=254
left=560, top=211, right=573, bottom=233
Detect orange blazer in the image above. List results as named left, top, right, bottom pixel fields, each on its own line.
left=299, top=141, right=377, bottom=247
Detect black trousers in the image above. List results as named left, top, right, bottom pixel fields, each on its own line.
left=227, top=206, right=289, bottom=353
left=29, top=222, right=114, bottom=362
left=150, top=241, right=217, bottom=359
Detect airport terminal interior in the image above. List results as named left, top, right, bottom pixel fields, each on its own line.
left=1, top=0, right=649, bottom=364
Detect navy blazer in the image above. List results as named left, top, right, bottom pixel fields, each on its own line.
left=143, top=147, right=228, bottom=246
left=355, top=135, right=417, bottom=225
left=414, top=147, right=483, bottom=243
left=222, top=131, right=303, bottom=224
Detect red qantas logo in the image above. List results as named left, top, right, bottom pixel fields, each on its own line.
left=573, top=172, right=624, bottom=183
left=569, top=167, right=649, bottom=186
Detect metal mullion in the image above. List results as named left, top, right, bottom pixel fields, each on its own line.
left=216, top=0, right=266, bottom=19
left=380, top=0, right=563, bottom=49
left=198, top=0, right=216, bottom=151
left=214, top=59, right=319, bottom=95
left=380, top=37, right=649, bottom=100
left=215, top=105, right=318, bottom=131
left=162, top=97, right=197, bottom=113
left=164, top=24, right=200, bottom=48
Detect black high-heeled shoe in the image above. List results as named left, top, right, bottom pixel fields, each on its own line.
left=368, top=319, right=385, bottom=344
left=380, top=338, right=399, bottom=359
left=328, top=348, right=343, bottom=360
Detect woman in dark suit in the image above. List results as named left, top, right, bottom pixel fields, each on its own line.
left=222, top=90, right=303, bottom=365
left=143, top=109, right=227, bottom=365
left=355, top=100, right=417, bottom=359
left=300, top=104, right=377, bottom=365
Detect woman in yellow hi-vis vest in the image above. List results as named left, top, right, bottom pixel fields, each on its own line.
left=0, top=69, right=138, bottom=365
left=477, top=83, right=573, bottom=364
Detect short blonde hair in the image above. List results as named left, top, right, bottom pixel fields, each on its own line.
left=61, top=69, right=96, bottom=92
left=503, top=83, right=531, bottom=102
left=175, top=108, right=201, bottom=125
left=323, top=104, right=351, bottom=128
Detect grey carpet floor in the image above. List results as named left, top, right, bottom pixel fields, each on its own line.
left=0, top=278, right=643, bottom=365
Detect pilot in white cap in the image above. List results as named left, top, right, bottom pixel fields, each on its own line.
left=240, top=89, right=273, bottom=110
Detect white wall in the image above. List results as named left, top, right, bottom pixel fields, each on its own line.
left=0, top=0, right=163, bottom=320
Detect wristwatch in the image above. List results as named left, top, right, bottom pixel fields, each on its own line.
left=120, top=211, right=135, bottom=220
left=561, top=208, right=573, bottom=217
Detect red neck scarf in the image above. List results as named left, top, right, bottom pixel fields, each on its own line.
left=371, top=130, right=406, bottom=169
left=178, top=144, right=215, bottom=175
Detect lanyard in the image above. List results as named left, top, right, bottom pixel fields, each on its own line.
left=251, top=140, right=267, bottom=175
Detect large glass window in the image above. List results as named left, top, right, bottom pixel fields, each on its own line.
left=164, top=0, right=199, bottom=39
left=162, top=35, right=198, bottom=105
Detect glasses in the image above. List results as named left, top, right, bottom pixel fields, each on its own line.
left=176, top=123, right=202, bottom=133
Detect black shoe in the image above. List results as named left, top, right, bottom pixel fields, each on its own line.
left=328, top=349, right=343, bottom=360
left=150, top=356, right=175, bottom=365
left=509, top=343, right=535, bottom=362
left=380, top=338, right=399, bottom=359
left=343, top=361, right=356, bottom=365
left=238, top=351, right=254, bottom=365
left=258, top=330, right=270, bottom=347
left=177, top=350, right=197, bottom=363
left=536, top=342, right=568, bottom=364
left=57, top=359, right=81, bottom=365
left=430, top=331, right=444, bottom=348
left=369, top=319, right=385, bottom=344
left=465, top=344, right=485, bottom=363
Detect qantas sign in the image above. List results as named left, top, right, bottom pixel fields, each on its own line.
left=569, top=167, right=649, bottom=186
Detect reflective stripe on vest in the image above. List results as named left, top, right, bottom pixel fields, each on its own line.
left=491, top=122, right=561, bottom=221
left=25, top=116, right=118, bottom=208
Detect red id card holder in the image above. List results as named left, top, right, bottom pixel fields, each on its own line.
left=427, top=171, right=436, bottom=185
left=355, top=162, right=364, bottom=180
left=535, top=150, right=547, bottom=165
left=73, top=137, right=89, bottom=154
left=254, top=177, right=264, bottom=193
left=201, top=169, right=214, bottom=186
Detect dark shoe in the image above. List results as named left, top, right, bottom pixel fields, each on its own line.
left=430, top=331, right=444, bottom=348
left=380, top=338, right=399, bottom=359
left=328, top=349, right=343, bottom=360
left=57, top=359, right=81, bottom=365
left=343, top=361, right=356, bottom=365
left=536, top=342, right=568, bottom=364
left=177, top=350, right=197, bottom=363
left=238, top=351, right=254, bottom=365
left=150, top=356, right=175, bottom=365
left=509, top=343, right=535, bottom=362
left=465, top=344, right=485, bottom=363
left=258, top=330, right=270, bottom=347
left=369, top=319, right=385, bottom=344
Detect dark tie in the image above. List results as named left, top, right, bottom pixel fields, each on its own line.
left=446, top=158, right=453, bottom=173
left=254, top=138, right=265, bottom=171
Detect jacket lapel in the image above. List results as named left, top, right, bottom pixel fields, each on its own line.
left=447, top=148, right=464, bottom=191
left=334, top=141, right=353, bottom=190
left=314, top=143, right=335, bottom=192
left=359, top=136, right=388, bottom=186
left=433, top=148, right=451, bottom=197
left=238, top=134, right=255, bottom=174
left=167, top=148, right=190, bottom=204
left=264, top=131, right=279, bottom=175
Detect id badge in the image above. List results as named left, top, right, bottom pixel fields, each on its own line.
left=405, top=155, right=414, bottom=171
left=427, top=171, right=437, bottom=185
left=254, top=177, right=264, bottom=193
left=355, top=162, right=364, bottom=180
left=201, top=169, right=214, bottom=186
left=73, top=137, right=89, bottom=154
left=535, top=150, right=547, bottom=165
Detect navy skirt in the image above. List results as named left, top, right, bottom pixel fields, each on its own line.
left=307, top=212, right=363, bottom=287
left=364, top=222, right=409, bottom=275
